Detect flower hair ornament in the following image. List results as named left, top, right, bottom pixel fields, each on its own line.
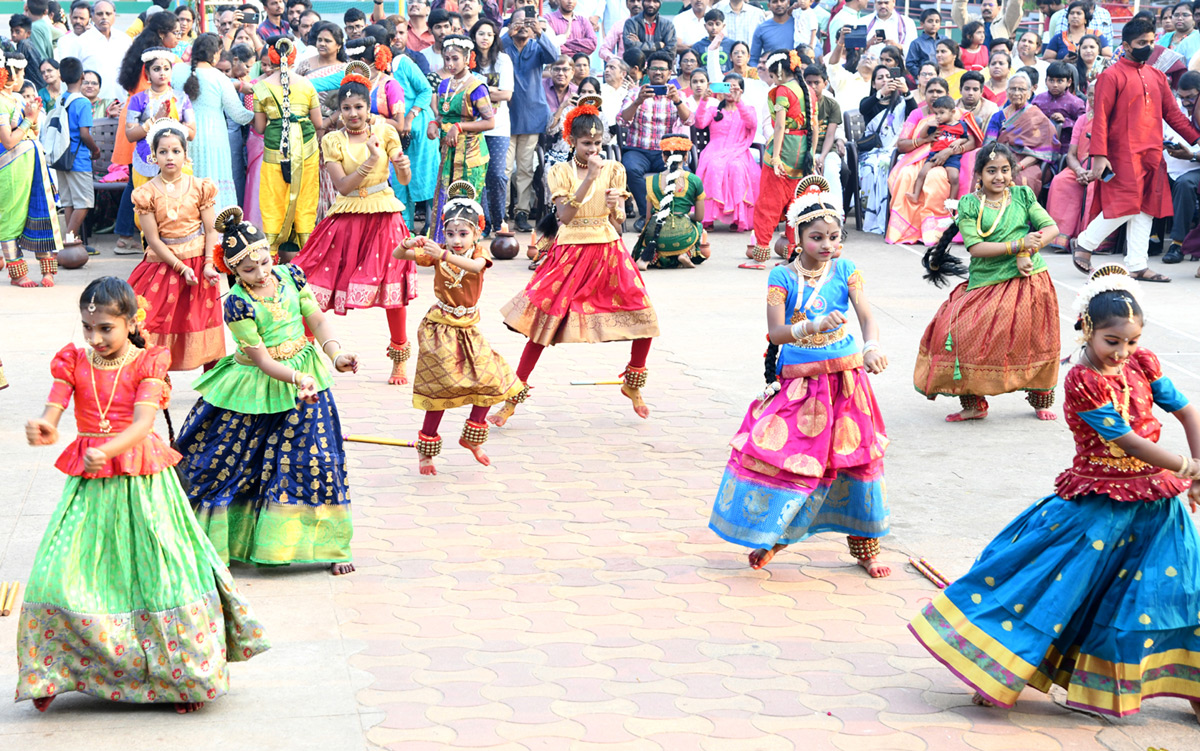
left=213, top=206, right=271, bottom=275
left=345, top=38, right=370, bottom=59
left=442, top=35, right=476, bottom=68
left=141, top=46, right=174, bottom=65
left=0, top=49, right=8, bottom=89
left=7, top=55, right=28, bottom=70
left=786, top=175, right=843, bottom=229
left=442, top=180, right=486, bottom=231
left=146, top=117, right=189, bottom=153
left=374, top=45, right=393, bottom=74
left=1072, top=263, right=1143, bottom=341
left=660, top=135, right=693, bottom=155
left=342, top=59, right=373, bottom=88
left=763, top=49, right=801, bottom=73
left=562, top=94, right=603, bottom=141
left=268, top=37, right=297, bottom=67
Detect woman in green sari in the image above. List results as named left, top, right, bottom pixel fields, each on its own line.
left=632, top=134, right=711, bottom=270
left=253, top=37, right=324, bottom=261
left=427, top=36, right=494, bottom=243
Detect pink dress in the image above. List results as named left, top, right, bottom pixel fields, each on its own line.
left=694, top=99, right=759, bottom=229
left=1045, top=112, right=1094, bottom=241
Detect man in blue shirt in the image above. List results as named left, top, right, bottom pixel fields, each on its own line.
left=749, top=0, right=795, bottom=65
left=503, top=8, right=559, bottom=231
left=906, top=8, right=947, bottom=73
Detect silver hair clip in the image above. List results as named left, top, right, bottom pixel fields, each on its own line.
left=87, top=296, right=97, bottom=314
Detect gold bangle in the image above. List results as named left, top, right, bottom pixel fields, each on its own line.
left=1016, top=251, right=1030, bottom=259
left=568, top=196, right=584, bottom=208
left=1005, top=241, right=1012, bottom=255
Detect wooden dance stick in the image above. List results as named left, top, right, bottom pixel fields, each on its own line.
left=919, top=557, right=953, bottom=588
left=1, top=582, right=19, bottom=616
left=570, top=380, right=624, bottom=386
left=0, top=582, right=8, bottom=615
left=909, top=558, right=946, bottom=590
left=343, top=434, right=417, bottom=448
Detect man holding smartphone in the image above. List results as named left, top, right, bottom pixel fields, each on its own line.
left=619, top=50, right=691, bottom=230
left=1074, top=18, right=1200, bottom=282
left=864, top=0, right=917, bottom=54
left=503, top=6, right=560, bottom=231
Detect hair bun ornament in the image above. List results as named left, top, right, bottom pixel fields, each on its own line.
left=1071, top=263, right=1142, bottom=322
left=563, top=97, right=603, bottom=141
left=788, top=49, right=803, bottom=71
left=147, top=117, right=188, bottom=144
left=442, top=180, right=486, bottom=231
left=447, top=180, right=478, bottom=202
left=785, top=175, right=843, bottom=228
left=764, top=50, right=789, bottom=72
left=660, top=133, right=692, bottom=153
left=214, top=206, right=245, bottom=234
left=345, top=37, right=370, bottom=58
left=268, top=37, right=297, bottom=67
left=342, top=59, right=372, bottom=87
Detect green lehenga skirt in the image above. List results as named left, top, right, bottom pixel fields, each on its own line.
left=15, top=471, right=270, bottom=704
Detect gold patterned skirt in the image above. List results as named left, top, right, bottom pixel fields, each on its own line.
left=412, top=310, right=523, bottom=411
left=501, top=239, right=661, bottom=346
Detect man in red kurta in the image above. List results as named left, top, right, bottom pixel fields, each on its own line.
left=1074, top=18, right=1200, bottom=282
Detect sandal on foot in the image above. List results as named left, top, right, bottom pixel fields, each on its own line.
left=1071, top=241, right=1092, bottom=275
left=738, top=262, right=765, bottom=270
left=1130, top=268, right=1171, bottom=283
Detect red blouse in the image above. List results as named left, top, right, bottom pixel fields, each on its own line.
left=47, top=344, right=181, bottom=478
left=1055, top=349, right=1191, bottom=503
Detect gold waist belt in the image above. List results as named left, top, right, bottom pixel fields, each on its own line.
left=1085, top=454, right=1153, bottom=472
left=568, top=216, right=611, bottom=227
left=234, top=337, right=310, bottom=365
left=786, top=326, right=848, bottom=349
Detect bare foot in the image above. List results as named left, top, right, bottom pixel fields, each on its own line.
left=459, top=438, right=491, bottom=466
left=749, top=543, right=787, bottom=569
left=1190, top=699, right=1200, bottom=723
left=174, top=701, right=205, bottom=714
left=677, top=254, right=695, bottom=268
left=32, top=696, right=55, bottom=712
left=10, top=275, right=37, bottom=288
left=330, top=562, right=355, bottom=576
left=488, top=402, right=516, bottom=427
left=1033, top=409, right=1057, bottom=421
left=636, top=259, right=648, bottom=271
left=621, top=385, right=650, bottom=419
left=419, top=455, right=437, bottom=475
left=946, top=407, right=988, bottom=422
left=388, top=360, right=408, bottom=386
left=856, top=557, right=892, bottom=578
left=971, top=692, right=995, bottom=708
left=41, top=275, right=55, bottom=288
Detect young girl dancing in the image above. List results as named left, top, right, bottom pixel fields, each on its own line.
left=127, top=120, right=224, bottom=372
left=911, top=264, right=1200, bottom=720
left=294, top=62, right=417, bottom=386
left=916, top=143, right=1061, bottom=422
left=19, top=277, right=268, bottom=714
left=124, top=47, right=196, bottom=195
left=394, top=181, right=521, bottom=475
left=174, top=209, right=361, bottom=576
left=709, top=176, right=892, bottom=576
left=495, top=95, right=658, bottom=426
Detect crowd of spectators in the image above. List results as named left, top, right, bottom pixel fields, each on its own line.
left=8, top=0, right=1200, bottom=280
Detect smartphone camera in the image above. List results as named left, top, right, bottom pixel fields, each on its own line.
left=241, top=9, right=260, bottom=25
left=648, top=84, right=668, bottom=96
left=709, top=81, right=731, bottom=94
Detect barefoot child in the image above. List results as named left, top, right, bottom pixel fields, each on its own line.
left=294, top=62, right=417, bottom=386
left=127, top=120, right=225, bottom=371
left=174, top=208, right=362, bottom=576
left=394, top=181, right=521, bottom=476
left=911, top=265, right=1200, bottom=720
left=915, top=143, right=1060, bottom=422
left=906, top=96, right=969, bottom=202
left=709, top=176, right=893, bottom=577
left=630, top=133, right=712, bottom=270
left=495, top=94, right=658, bottom=426
left=18, top=277, right=268, bottom=714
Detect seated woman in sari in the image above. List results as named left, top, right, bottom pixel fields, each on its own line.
left=856, top=65, right=916, bottom=235
left=1045, top=87, right=1095, bottom=251
left=982, top=73, right=1057, bottom=196
left=886, top=77, right=983, bottom=246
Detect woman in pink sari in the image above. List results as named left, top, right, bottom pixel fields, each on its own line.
left=886, top=78, right=983, bottom=245
left=1045, top=88, right=1094, bottom=251
left=243, top=53, right=266, bottom=226
left=981, top=73, right=1058, bottom=195
left=694, top=72, right=758, bottom=231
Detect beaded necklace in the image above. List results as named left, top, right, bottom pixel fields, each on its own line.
left=89, top=346, right=140, bottom=433
left=243, top=273, right=286, bottom=321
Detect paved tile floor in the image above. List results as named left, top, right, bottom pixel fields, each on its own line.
left=2, top=228, right=1199, bottom=750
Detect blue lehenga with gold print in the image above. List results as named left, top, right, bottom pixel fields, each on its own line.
left=175, top=264, right=352, bottom=566
left=910, top=348, right=1200, bottom=717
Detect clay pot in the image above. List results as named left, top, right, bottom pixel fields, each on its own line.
left=58, top=243, right=89, bottom=270
left=490, top=231, right=519, bottom=260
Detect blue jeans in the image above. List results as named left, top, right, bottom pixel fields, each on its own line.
left=228, top=118, right=248, bottom=207
left=484, top=134, right=509, bottom=231
left=115, top=177, right=137, bottom=237
left=621, top=146, right=665, bottom=220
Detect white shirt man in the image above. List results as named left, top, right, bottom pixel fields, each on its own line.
left=792, top=0, right=831, bottom=48
left=828, top=0, right=870, bottom=43
left=712, top=0, right=768, bottom=45
left=673, top=0, right=710, bottom=48
left=865, top=0, right=918, bottom=53
left=70, top=1, right=130, bottom=101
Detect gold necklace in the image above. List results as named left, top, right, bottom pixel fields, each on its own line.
left=440, top=248, right=469, bottom=289
left=89, top=346, right=140, bottom=433
left=975, top=188, right=1009, bottom=238
left=441, top=74, right=467, bottom=113
left=160, top=172, right=185, bottom=195
left=243, top=274, right=286, bottom=321
left=793, top=259, right=828, bottom=286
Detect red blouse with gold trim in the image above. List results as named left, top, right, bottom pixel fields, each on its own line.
left=1055, top=349, right=1191, bottom=503
left=46, top=344, right=181, bottom=478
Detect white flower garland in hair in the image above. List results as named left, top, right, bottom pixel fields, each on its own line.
left=1071, top=264, right=1144, bottom=322
left=141, top=48, right=175, bottom=64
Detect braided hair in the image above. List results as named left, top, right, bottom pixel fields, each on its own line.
left=265, top=35, right=296, bottom=184
left=183, top=32, right=221, bottom=100
left=79, top=276, right=175, bottom=444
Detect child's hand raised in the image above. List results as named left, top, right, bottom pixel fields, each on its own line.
left=83, top=447, right=108, bottom=474
left=604, top=188, right=623, bottom=209
left=25, top=418, right=58, bottom=446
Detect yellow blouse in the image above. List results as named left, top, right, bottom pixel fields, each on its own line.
left=321, top=118, right=406, bottom=216
left=547, top=160, right=627, bottom=245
